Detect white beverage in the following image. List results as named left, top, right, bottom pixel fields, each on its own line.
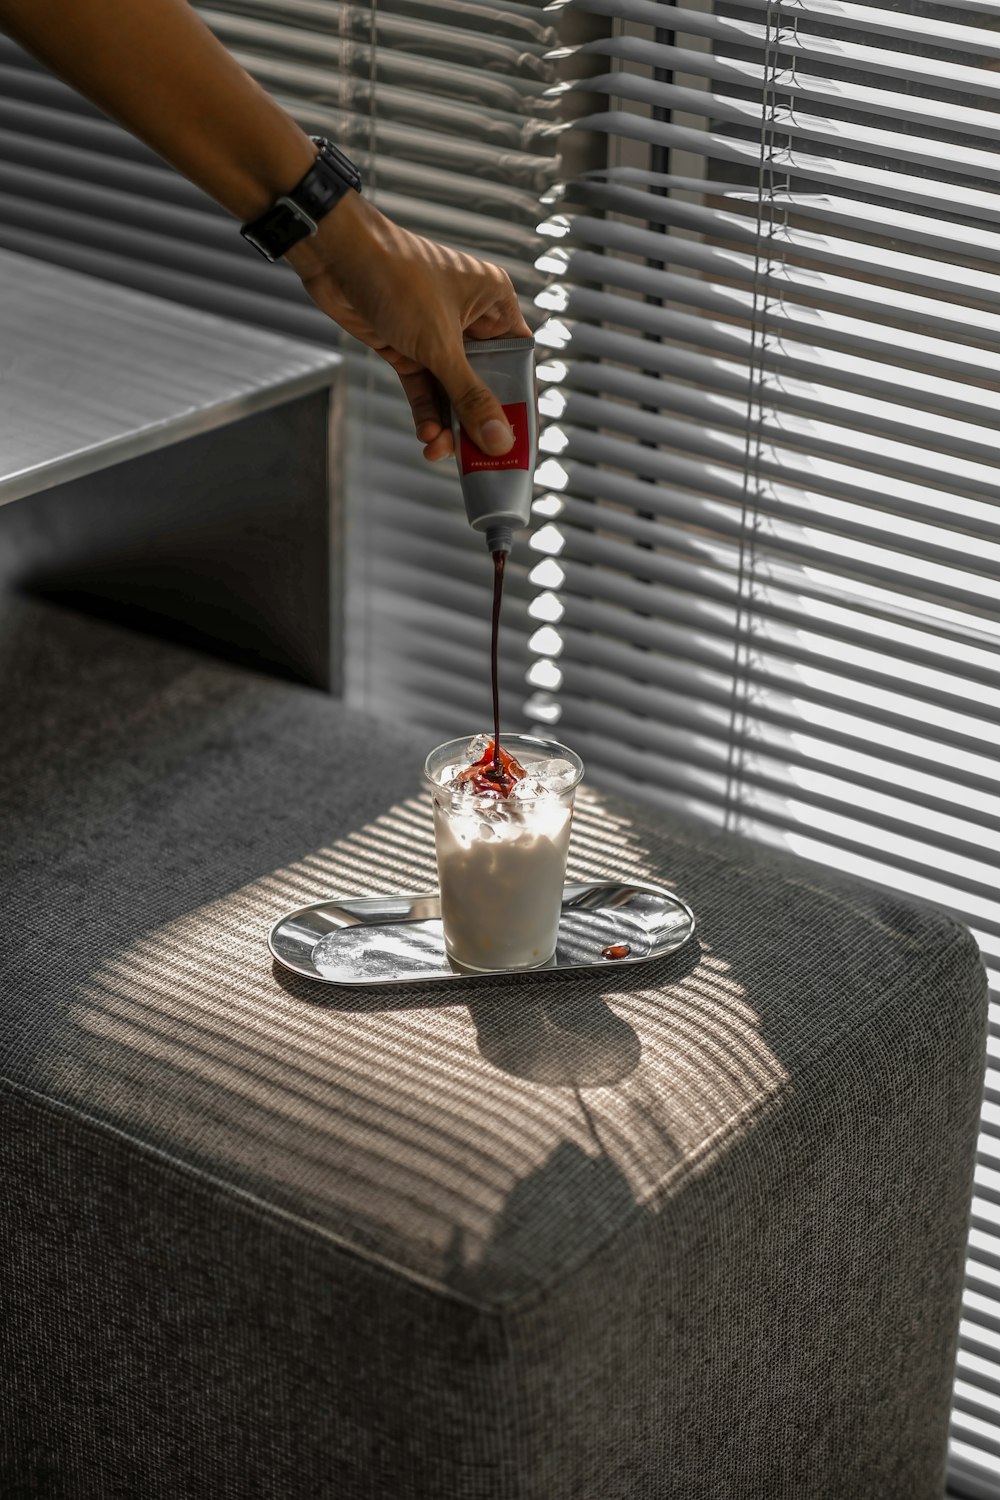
left=425, top=735, right=584, bottom=973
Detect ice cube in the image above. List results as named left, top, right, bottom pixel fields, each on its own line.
left=529, top=757, right=578, bottom=793
left=510, top=775, right=547, bottom=801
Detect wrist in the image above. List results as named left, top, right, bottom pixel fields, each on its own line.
left=227, top=125, right=316, bottom=221
left=284, top=190, right=389, bottom=281
left=241, top=136, right=364, bottom=264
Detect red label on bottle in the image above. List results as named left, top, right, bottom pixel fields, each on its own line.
left=459, top=402, right=530, bottom=474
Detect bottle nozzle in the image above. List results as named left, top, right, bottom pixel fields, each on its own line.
left=485, top=523, right=513, bottom=555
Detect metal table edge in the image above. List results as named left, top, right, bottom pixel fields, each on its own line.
left=0, top=359, right=343, bottom=507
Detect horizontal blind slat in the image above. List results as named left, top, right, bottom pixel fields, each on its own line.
left=547, top=532, right=1000, bottom=689
left=206, top=0, right=558, bottom=42
left=199, top=4, right=556, bottom=71
left=559, top=76, right=1000, bottom=186
left=560, top=176, right=1000, bottom=273
left=552, top=232, right=1000, bottom=349
left=552, top=266, right=1000, bottom=386
left=557, top=32, right=1000, bottom=109
left=551, top=285, right=1000, bottom=415
left=544, top=374, right=1000, bottom=546
left=543, top=362, right=1000, bottom=509
left=553, top=421, right=1000, bottom=562
left=567, top=112, right=1000, bottom=225
left=726, top=0, right=1000, bottom=50
left=559, top=0, right=1000, bottom=53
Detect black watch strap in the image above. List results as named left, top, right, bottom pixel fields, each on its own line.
left=240, top=137, right=363, bottom=262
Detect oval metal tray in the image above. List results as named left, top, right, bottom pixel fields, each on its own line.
left=269, top=881, right=695, bottom=987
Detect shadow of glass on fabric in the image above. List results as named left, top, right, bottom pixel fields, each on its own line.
left=278, top=939, right=701, bottom=1089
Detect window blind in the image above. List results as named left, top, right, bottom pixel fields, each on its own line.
left=537, top=0, right=1000, bottom=1492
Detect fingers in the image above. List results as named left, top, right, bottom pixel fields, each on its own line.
left=396, top=366, right=455, bottom=461
left=465, top=307, right=532, bottom=344
left=433, top=346, right=515, bottom=457
left=422, top=429, right=454, bottom=463
left=466, top=282, right=533, bottom=344
left=397, top=367, right=446, bottom=444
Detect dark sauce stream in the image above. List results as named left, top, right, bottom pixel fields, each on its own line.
left=490, top=548, right=505, bottom=778
left=453, top=547, right=523, bottom=799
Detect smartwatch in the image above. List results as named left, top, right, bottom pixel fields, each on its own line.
left=240, top=137, right=363, bottom=262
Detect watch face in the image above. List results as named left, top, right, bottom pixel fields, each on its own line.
left=240, top=211, right=314, bottom=262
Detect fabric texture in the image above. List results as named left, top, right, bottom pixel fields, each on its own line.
left=0, top=596, right=987, bottom=1499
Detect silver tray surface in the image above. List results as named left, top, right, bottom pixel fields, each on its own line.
left=269, top=881, right=695, bottom=987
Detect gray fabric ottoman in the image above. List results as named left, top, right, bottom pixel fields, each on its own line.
left=0, top=597, right=987, bottom=1500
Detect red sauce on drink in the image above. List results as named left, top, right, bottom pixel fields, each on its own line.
left=454, top=739, right=526, bottom=799
left=601, top=944, right=632, bottom=960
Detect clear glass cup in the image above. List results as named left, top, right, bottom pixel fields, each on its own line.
left=424, top=733, right=585, bottom=973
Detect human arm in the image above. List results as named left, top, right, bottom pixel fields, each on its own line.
left=0, top=0, right=531, bottom=459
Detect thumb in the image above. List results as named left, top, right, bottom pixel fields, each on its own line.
left=437, top=346, right=515, bottom=457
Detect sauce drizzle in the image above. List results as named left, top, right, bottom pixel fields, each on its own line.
left=489, top=548, right=505, bottom=778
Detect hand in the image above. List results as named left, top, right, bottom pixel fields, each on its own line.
left=286, top=192, right=534, bottom=462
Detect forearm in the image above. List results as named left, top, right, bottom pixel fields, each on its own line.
left=0, top=0, right=313, bottom=218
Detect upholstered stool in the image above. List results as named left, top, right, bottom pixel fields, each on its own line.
left=1, top=598, right=986, bottom=1499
